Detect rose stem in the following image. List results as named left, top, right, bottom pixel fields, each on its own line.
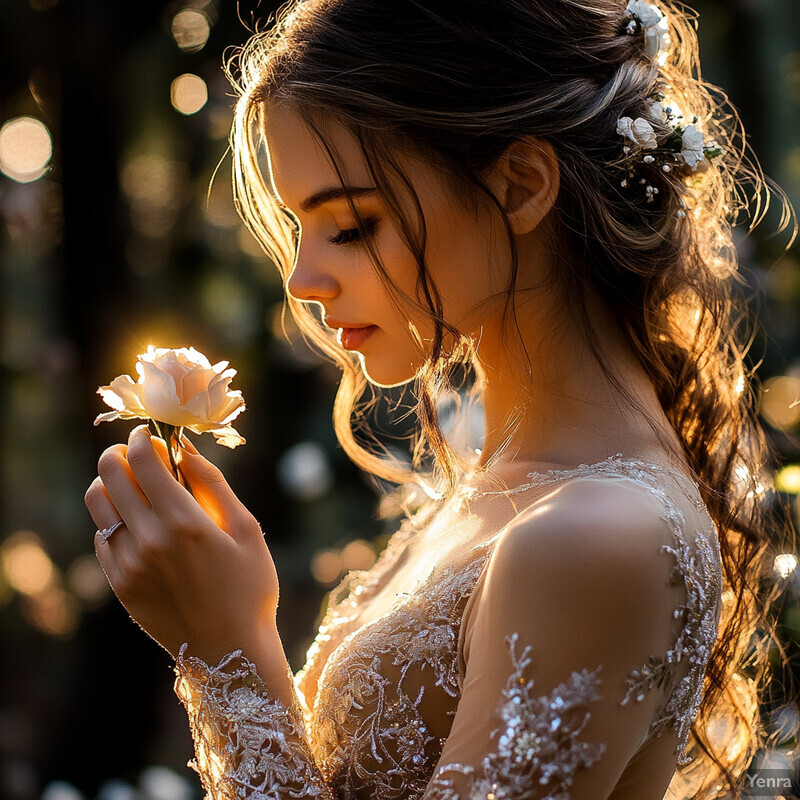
left=175, top=428, right=194, bottom=497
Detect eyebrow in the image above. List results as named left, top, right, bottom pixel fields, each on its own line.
left=300, top=185, right=377, bottom=213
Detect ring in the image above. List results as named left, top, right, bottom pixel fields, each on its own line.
left=97, top=520, right=125, bottom=544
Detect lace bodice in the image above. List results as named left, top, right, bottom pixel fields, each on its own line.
left=173, top=453, right=724, bottom=800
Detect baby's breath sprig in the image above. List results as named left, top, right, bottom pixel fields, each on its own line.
left=612, top=92, right=724, bottom=212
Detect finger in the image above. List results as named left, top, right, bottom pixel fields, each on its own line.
left=96, top=442, right=153, bottom=528
left=85, top=475, right=122, bottom=532
left=84, top=476, right=139, bottom=593
left=177, top=447, right=256, bottom=537
left=149, top=433, right=174, bottom=473
left=125, top=425, right=192, bottom=512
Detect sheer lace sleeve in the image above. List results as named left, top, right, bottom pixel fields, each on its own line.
left=423, top=476, right=716, bottom=800
left=173, top=644, right=335, bottom=800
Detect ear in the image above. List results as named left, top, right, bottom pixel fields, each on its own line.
left=486, top=137, right=560, bottom=235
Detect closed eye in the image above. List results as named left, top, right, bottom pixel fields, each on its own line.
left=327, top=217, right=378, bottom=246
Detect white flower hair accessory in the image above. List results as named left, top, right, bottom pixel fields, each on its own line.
left=614, top=93, right=724, bottom=212
left=623, top=0, right=670, bottom=59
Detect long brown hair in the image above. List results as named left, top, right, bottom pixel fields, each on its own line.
left=223, top=0, right=798, bottom=796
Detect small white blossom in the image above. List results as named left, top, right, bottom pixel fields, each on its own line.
left=617, top=116, right=658, bottom=150
left=680, top=124, right=705, bottom=168
left=625, top=0, right=670, bottom=58
left=648, top=101, right=666, bottom=123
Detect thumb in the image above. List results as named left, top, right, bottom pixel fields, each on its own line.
left=177, top=444, right=254, bottom=537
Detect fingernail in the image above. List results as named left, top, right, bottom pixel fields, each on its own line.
left=182, top=437, right=199, bottom=455
left=132, top=424, right=149, bottom=436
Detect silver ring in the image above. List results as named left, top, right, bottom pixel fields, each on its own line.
left=97, top=519, right=125, bottom=544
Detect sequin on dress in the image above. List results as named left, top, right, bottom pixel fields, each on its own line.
left=173, top=454, right=723, bottom=800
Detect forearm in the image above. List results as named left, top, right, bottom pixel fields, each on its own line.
left=174, top=629, right=333, bottom=800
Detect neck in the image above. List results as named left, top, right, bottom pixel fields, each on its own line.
left=471, top=285, right=675, bottom=481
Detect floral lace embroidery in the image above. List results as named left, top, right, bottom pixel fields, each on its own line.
left=426, top=633, right=606, bottom=800
left=174, top=644, right=334, bottom=800
left=306, top=555, right=490, bottom=799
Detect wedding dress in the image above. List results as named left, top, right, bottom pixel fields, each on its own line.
left=171, top=454, right=729, bottom=800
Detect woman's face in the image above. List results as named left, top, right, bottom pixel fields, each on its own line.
left=264, top=106, right=512, bottom=387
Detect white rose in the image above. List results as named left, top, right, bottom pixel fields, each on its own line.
left=680, top=124, right=705, bottom=169
left=617, top=116, right=658, bottom=150
left=94, top=346, right=246, bottom=448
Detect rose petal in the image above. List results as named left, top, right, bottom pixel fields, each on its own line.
left=210, top=426, right=246, bottom=448
left=138, top=360, right=194, bottom=426
left=99, top=374, right=148, bottom=414
left=180, top=366, right=219, bottom=409
left=94, top=410, right=122, bottom=425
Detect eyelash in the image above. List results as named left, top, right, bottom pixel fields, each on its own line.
left=327, top=217, right=378, bottom=246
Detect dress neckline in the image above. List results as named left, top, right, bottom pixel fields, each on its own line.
left=458, top=451, right=698, bottom=500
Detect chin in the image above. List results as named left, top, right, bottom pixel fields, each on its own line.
left=359, top=355, right=418, bottom=388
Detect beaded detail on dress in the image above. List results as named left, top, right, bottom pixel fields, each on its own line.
left=172, top=453, right=723, bottom=800
left=426, top=631, right=609, bottom=800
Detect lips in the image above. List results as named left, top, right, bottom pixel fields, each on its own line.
left=339, top=325, right=377, bottom=351
left=324, top=318, right=373, bottom=330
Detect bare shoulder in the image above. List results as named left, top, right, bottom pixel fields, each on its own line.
left=501, top=473, right=673, bottom=560
left=486, top=474, right=680, bottom=613
left=465, top=473, right=694, bottom=700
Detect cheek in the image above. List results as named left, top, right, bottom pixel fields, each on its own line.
left=426, top=215, right=506, bottom=329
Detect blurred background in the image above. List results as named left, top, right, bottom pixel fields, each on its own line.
left=0, top=1, right=798, bottom=798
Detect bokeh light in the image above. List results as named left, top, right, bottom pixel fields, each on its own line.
left=277, top=441, right=334, bottom=500
left=67, top=554, right=111, bottom=606
left=760, top=375, right=800, bottom=431
left=120, top=153, right=189, bottom=238
left=170, top=73, right=208, bottom=115
left=21, top=586, right=80, bottom=639
left=1, top=530, right=55, bottom=596
left=310, top=549, right=343, bottom=585
left=0, top=116, right=52, bottom=183
left=138, top=765, right=194, bottom=800
left=341, top=539, right=376, bottom=571
left=40, top=782, right=83, bottom=800
left=776, top=464, right=800, bottom=493
left=775, top=553, right=798, bottom=579
left=171, top=8, right=211, bottom=53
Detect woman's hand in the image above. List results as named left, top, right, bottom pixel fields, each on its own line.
left=84, top=424, right=280, bottom=666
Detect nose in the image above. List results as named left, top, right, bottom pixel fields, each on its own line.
left=285, top=244, right=339, bottom=303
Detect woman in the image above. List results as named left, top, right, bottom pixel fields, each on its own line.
left=84, top=0, right=796, bottom=798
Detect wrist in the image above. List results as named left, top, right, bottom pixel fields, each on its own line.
left=176, top=627, right=293, bottom=704
left=248, top=627, right=296, bottom=706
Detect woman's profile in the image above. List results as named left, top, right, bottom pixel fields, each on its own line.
left=84, top=0, right=797, bottom=798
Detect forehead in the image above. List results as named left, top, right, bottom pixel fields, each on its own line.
left=263, top=106, right=371, bottom=211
